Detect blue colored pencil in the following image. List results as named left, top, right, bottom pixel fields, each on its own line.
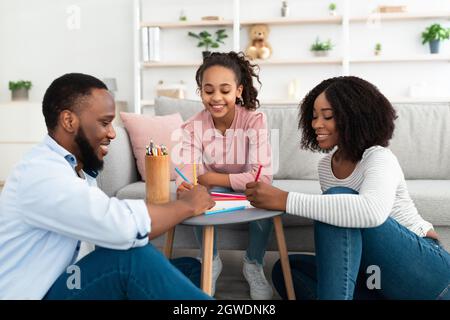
left=175, top=167, right=192, bottom=184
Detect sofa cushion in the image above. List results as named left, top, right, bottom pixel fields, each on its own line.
left=263, top=106, right=323, bottom=180
left=405, top=180, right=450, bottom=226
left=97, top=126, right=138, bottom=197
left=120, top=112, right=183, bottom=181
left=389, top=103, right=450, bottom=179
left=154, top=96, right=203, bottom=121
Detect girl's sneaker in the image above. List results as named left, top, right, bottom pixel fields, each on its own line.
left=243, top=257, right=273, bottom=300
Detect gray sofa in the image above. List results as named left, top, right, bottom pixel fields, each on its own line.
left=98, top=96, right=450, bottom=251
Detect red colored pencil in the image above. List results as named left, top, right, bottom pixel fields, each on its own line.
left=255, top=164, right=263, bottom=182
left=210, top=192, right=246, bottom=199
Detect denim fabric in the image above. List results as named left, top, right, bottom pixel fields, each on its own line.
left=193, top=187, right=273, bottom=265
left=44, top=244, right=212, bottom=300
left=272, top=186, right=450, bottom=300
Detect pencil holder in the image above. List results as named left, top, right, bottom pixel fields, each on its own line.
left=145, top=154, right=170, bottom=205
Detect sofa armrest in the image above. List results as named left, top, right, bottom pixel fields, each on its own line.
left=97, top=126, right=139, bottom=197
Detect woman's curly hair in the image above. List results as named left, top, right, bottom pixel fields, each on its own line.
left=195, top=51, right=261, bottom=110
left=299, top=76, right=397, bottom=162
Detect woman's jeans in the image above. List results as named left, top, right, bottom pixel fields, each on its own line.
left=194, top=187, right=273, bottom=265
left=272, top=186, right=450, bottom=300
left=44, top=244, right=212, bottom=300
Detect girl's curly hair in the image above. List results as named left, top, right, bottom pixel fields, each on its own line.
left=195, top=51, right=261, bottom=110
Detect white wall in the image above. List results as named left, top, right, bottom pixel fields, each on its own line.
left=0, top=0, right=134, bottom=107
left=1, top=0, right=449, bottom=108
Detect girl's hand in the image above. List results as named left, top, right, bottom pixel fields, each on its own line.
left=176, top=181, right=193, bottom=198
left=197, top=172, right=214, bottom=190
left=245, top=182, right=288, bottom=211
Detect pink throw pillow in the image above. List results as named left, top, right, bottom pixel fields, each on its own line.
left=120, top=112, right=183, bottom=181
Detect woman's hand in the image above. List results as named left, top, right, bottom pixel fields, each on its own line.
left=245, top=181, right=289, bottom=211
left=426, top=229, right=439, bottom=240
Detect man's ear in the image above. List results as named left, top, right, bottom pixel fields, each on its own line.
left=59, top=110, right=79, bottom=134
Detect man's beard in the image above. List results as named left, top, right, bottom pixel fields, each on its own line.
left=74, top=126, right=104, bottom=172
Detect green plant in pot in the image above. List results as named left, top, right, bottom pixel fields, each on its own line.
left=421, top=23, right=450, bottom=54
left=9, top=80, right=32, bottom=101
left=310, top=38, right=334, bottom=57
left=188, top=29, right=228, bottom=59
left=374, top=42, right=382, bottom=56
left=328, top=3, right=337, bottom=16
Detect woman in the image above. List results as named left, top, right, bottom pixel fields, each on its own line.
left=245, top=76, right=450, bottom=300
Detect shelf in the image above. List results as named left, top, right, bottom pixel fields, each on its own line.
left=141, top=20, right=233, bottom=28
left=389, top=97, right=450, bottom=103
left=350, top=12, right=450, bottom=23
left=142, top=55, right=449, bottom=68
left=350, top=55, right=450, bottom=63
left=142, top=57, right=343, bottom=68
left=140, top=12, right=450, bottom=29
left=142, top=61, right=201, bottom=67
left=240, top=16, right=342, bottom=25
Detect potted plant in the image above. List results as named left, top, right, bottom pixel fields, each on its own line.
left=188, top=29, right=228, bottom=59
left=310, top=38, right=334, bottom=57
left=374, top=42, right=382, bottom=56
left=421, top=23, right=450, bottom=54
left=328, top=3, right=337, bottom=16
left=9, top=80, right=32, bottom=101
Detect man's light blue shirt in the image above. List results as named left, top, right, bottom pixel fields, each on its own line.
left=0, top=135, right=150, bottom=299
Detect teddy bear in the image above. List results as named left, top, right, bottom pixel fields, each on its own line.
left=245, top=24, right=272, bottom=60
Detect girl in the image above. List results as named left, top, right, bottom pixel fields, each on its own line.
left=245, top=76, right=450, bottom=300
left=176, top=51, right=273, bottom=299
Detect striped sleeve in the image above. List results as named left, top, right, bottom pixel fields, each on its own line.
left=286, top=149, right=400, bottom=228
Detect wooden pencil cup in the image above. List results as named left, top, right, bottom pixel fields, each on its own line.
left=145, top=155, right=170, bottom=205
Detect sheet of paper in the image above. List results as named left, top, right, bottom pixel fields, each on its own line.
left=207, top=200, right=254, bottom=214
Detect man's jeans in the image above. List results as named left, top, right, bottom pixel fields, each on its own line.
left=193, top=187, right=273, bottom=265
left=272, top=186, right=450, bottom=300
left=44, top=244, right=213, bottom=300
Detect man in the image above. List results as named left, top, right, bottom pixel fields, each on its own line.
left=0, top=73, right=215, bottom=299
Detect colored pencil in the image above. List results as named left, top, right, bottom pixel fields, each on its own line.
left=175, top=167, right=192, bottom=184
left=255, top=164, right=263, bottom=182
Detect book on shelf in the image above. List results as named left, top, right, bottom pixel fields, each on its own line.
left=141, top=27, right=149, bottom=62
left=141, top=27, right=160, bottom=62
left=149, top=27, right=160, bottom=62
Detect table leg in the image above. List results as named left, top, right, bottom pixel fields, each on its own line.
left=163, top=227, right=175, bottom=259
left=273, top=215, right=296, bottom=300
left=201, top=226, right=214, bottom=295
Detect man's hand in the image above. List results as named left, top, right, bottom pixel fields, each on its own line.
left=245, top=181, right=288, bottom=211
left=178, top=184, right=216, bottom=216
left=176, top=181, right=193, bottom=197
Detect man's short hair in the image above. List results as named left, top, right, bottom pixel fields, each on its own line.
left=42, top=73, right=107, bottom=131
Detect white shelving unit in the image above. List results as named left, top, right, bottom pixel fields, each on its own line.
left=134, top=0, right=450, bottom=113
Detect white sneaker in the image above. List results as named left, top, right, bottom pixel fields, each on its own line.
left=243, top=257, right=273, bottom=300
left=197, top=254, right=222, bottom=296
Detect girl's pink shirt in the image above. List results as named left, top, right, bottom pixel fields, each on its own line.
left=176, top=105, right=273, bottom=192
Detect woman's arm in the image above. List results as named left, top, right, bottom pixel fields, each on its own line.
left=246, top=149, right=401, bottom=228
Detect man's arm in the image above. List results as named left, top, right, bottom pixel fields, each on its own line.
left=147, top=185, right=215, bottom=239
